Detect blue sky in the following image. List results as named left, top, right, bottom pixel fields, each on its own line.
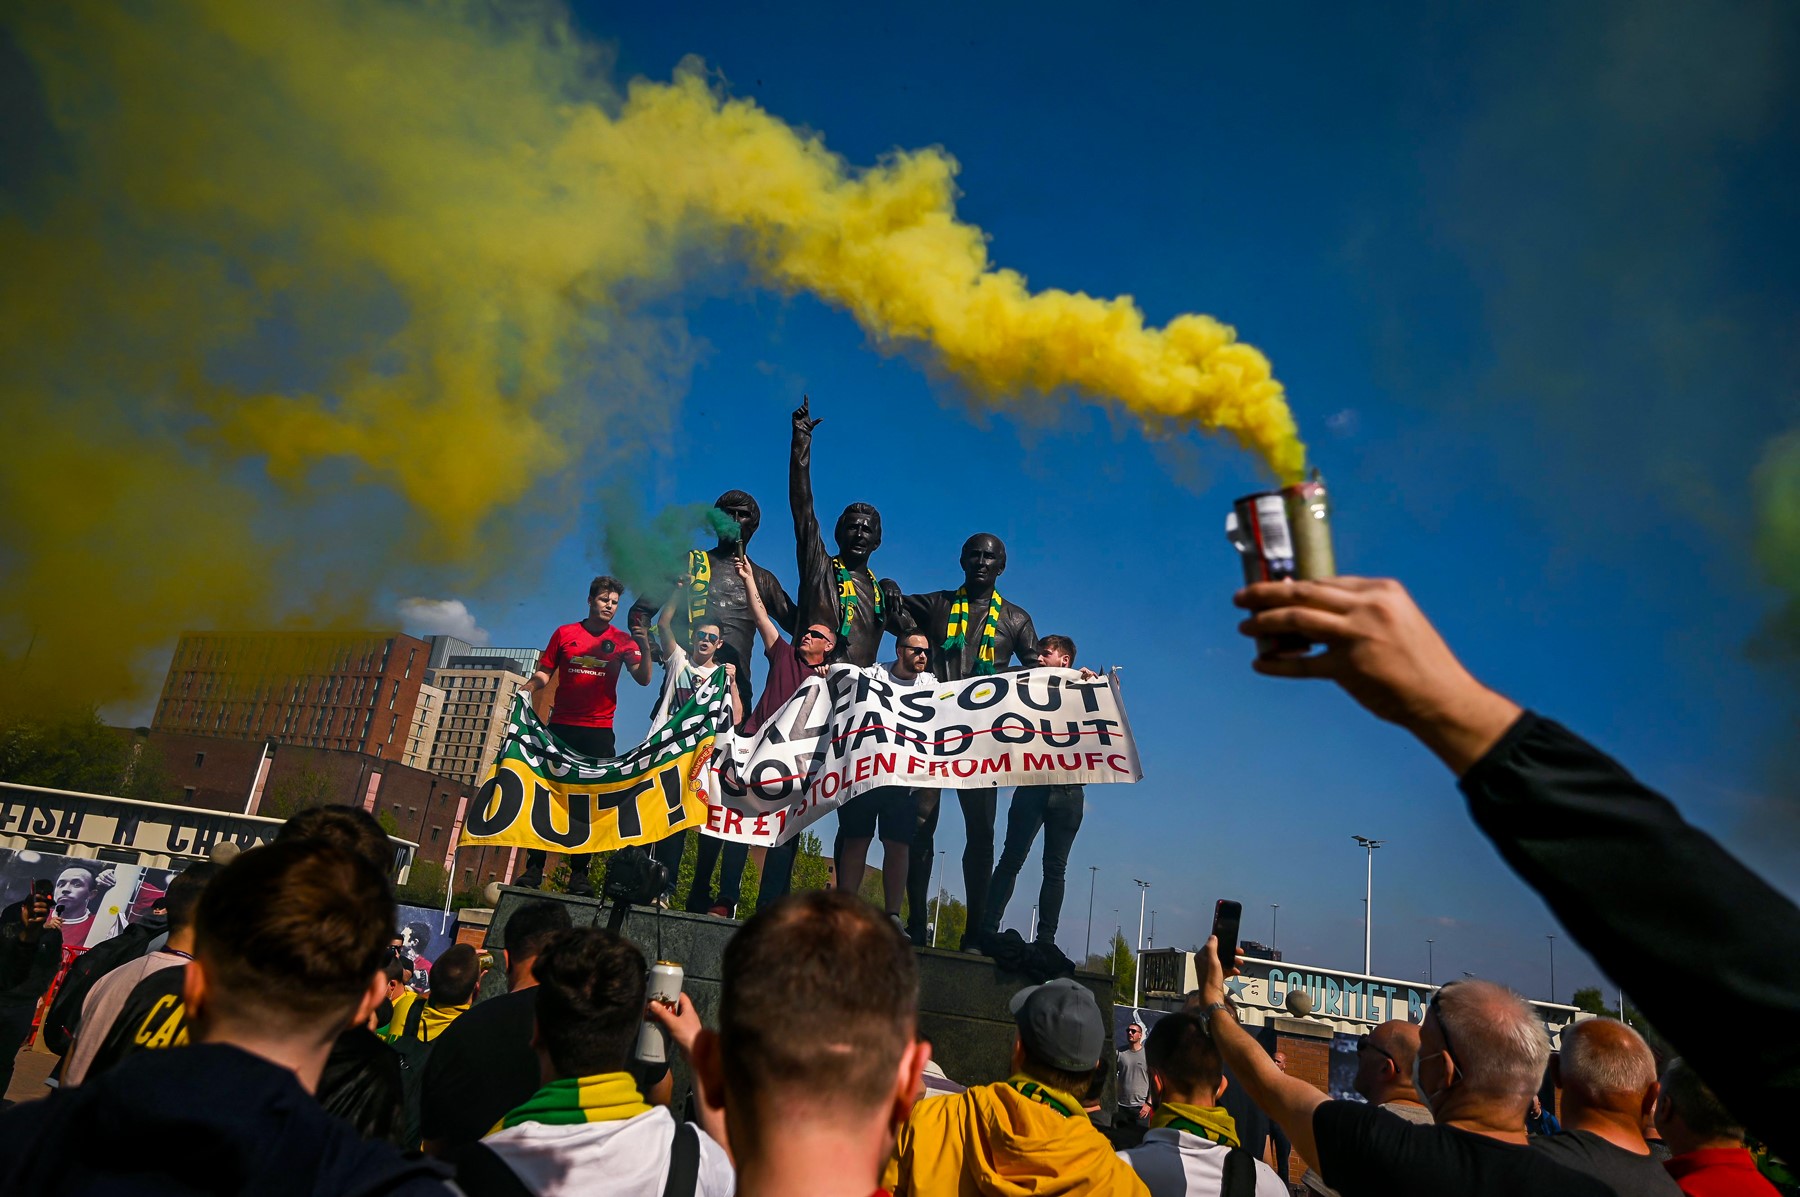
left=375, top=3, right=1793, bottom=993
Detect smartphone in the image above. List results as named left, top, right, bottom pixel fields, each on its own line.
left=31, top=879, right=53, bottom=901
left=1212, top=900, right=1243, bottom=974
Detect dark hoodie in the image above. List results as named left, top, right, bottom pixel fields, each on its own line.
left=0, top=1042, right=450, bottom=1196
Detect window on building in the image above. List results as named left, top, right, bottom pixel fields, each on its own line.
left=431, top=826, right=442, bottom=842
left=194, top=752, right=205, bottom=767
left=182, top=786, right=196, bottom=803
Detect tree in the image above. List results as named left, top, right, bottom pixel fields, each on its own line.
left=926, top=891, right=967, bottom=950
left=1106, top=929, right=1136, bottom=1003
left=0, top=707, right=134, bottom=795
left=396, top=860, right=448, bottom=907
left=261, top=768, right=334, bottom=820
left=120, top=740, right=178, bottom=805
left=788, top=831, right=832, bottom=894
left=1568, top=985, right=1664, bottom=1051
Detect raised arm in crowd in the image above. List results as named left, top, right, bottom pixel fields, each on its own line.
left=1234, top=576, right=1800, bottom=1161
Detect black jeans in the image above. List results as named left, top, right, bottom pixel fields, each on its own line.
left=905, top=789, right=997, bottom=945
left=755, top=839, right=800, bottom=906
left=0, top=997, right=38, bottom=1097
left=521, top=723, right=616, bottom=884
left=983, top=785, right=1085, bottom=942
left=686, top=840, right=748, bottom=915
left=652, top=830, right=685, bottom=901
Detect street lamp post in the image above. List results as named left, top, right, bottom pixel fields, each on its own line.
left=1132, top=880, right=1150, bottom=1008
left=1427, top=938, right=1434, bottom=986
left=1547, top=934, right=1557, bottom=1003
left=1270, top=903, right=1280, bottom=954
left=929, top=850, right=946, bottom=947
left=1352, top=836, right=1386, bottom=976
left=1086, top=866, right=1099, bottom=962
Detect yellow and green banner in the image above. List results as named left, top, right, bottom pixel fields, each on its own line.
left=458, top=671, right=728, bottom=855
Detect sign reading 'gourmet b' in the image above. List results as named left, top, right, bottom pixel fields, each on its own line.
left=458, top=666, right=1142, bottom=855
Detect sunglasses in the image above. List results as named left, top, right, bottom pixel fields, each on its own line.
left=692, top=632, right=721, bottom=643
left=799, top=629, right=834, bottom=643
left=902, top=644, right=930, bottom=654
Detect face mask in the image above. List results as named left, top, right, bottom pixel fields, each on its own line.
left=1413, top=1050, right=1447, bottom=1108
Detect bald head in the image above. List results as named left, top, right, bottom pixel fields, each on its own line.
left=1559, top=1018, right=1657, bottom=1133
left=1355, top=1019, right=1424, bottom=1106
left=1428, top=980, right=1548, bottom=1112
left=1369, top=1019, right=1422, bottom=1067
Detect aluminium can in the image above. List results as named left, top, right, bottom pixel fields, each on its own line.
left=1225, top=476, right=1336, bottom=656
left=636, top=960, right=685, bottom=1064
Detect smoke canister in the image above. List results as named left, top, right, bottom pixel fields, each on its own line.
left=1225, top=475, right=1336, bottom=656
left=636, top=960, right=685, bottom=1064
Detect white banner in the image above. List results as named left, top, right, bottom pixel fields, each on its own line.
left=700, top=666, right=1141, bottom=846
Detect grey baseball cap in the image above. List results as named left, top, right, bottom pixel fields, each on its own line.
left=1009, top=978, right=1105, bottom=1072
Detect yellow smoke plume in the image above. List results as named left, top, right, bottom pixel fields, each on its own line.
left=0, top=0, right=1303, bottom=709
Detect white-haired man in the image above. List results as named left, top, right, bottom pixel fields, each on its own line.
left=1195, top=937, right=1612, bottom=1196
left=1535, top=1019, right=1683, bottom=1196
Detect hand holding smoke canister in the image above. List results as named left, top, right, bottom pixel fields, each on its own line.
left=636, top=960, right=685, bottom=1064
left=1225, top=476, right=1336, bottom=657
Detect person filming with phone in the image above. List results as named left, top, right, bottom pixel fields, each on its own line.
left=1233, top=575, right=1800, bottom=1160
left=0, top=881, right=64, bottom=1097
left=1194, top=931, right=1611, bottom=1196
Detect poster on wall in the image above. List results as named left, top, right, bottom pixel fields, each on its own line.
left=395, top=903, right=455, bottom=994
left=0, top=848, right=174, bottom=951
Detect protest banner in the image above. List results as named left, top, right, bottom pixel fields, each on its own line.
left=458, top=665, right=1141, bottom=855
left=701, top=666, right=1141, bottom=846
left=456, top=670, right=728, bottom=857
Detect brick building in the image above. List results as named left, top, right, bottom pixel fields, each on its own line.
left=138, top=727, right=525, bottom=892
left=152, top=631, right=434, bottom=762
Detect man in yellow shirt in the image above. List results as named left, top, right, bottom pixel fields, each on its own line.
left=889, top=978, right=1149, bottom=1196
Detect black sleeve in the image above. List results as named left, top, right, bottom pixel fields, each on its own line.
left=1311, top=1101, right=1411, bottom=1193
left=789, top=424, right=837, bottom=630
left=1460, top=713, right=1800, bottom=1159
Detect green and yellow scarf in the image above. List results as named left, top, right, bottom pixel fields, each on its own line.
left=1006, top=1075, right=1082, bottom=1118
left=1150, top=1101, right=1241, bottom=1147
left=499, top=1072, right=652, bottom=1131
left=832, top=557, right=883, bottom=638
left=943, top=587, right=1003, bottom=675
left=686, top=549, right=712, bottom=624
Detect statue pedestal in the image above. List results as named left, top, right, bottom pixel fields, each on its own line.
left=484, top=886, right=1117, bottom=1101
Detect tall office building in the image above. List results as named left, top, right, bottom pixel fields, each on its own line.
left=152, top=632, right=434, bottom=761
left=401, top=682, right=445, bottom=771
left=428, top=662, right=530, bottom=787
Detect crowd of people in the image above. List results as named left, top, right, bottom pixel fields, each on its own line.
left=1, top=568, right=1796, bottom=1195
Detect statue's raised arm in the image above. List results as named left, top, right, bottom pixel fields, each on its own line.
left=787, top=397, right=892, bottom=667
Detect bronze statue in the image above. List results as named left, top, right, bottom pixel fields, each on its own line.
left=629, top=489, right=795, bottom=706
left=893, top=534, right=1040, bottom=947
left=789, top=397, right=902, bottom=667
left=628, top=490, right=795, bottom=920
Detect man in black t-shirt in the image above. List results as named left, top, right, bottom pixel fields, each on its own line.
left=419, top=899, right=571, bottom=1156
left=1194, top=937, right=1610, bottom=1197
left=1534, top=1018, right=1684, bottom=1196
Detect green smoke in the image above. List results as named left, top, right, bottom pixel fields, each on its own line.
left=1753, top=433, right=1800, bottom=658
left=601, top=496, right=738, bottom=599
